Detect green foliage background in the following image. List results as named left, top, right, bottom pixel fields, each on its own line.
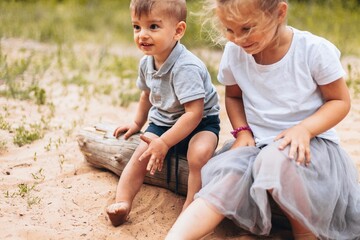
left=0, top=0, right=359, bottom=55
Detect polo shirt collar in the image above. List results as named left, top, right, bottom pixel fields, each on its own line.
left=146, top=41, right=183, bottom=77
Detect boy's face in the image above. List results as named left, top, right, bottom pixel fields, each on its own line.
left=131, top=6, right=182, bottom=63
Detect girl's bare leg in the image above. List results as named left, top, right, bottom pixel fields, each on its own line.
left=255, top=142, right=318, bottom=239
left=183, top=131, right=217, bottom=211
left=166, top=198, right=224, bottom=240
left=281, top=210, right=317, bottom=240
left=106, top=132, right=158, bottom=227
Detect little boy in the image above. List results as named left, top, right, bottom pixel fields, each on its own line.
left=106, top=0, right=220, bottom=227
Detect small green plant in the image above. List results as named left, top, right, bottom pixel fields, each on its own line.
left=2, top=105, right=10, bottom=117
left=44, top=138, right=52, bottom=152
left=58, top=153, right=65, bottom=170
left=27, top=196, right=41, bottom=207
left=4, top=183, right=41, bottom=208
left=17, top=183, right=35, bottom=198
left=0, top=115, right=11, bottom=131
left=55, top=137, right=63, bottom=149
left=0, top=140, right=7, bottom=152
left=30, top=85, right=47, bottom=105
left=13, top=124, right=44, bottom=147
left=346, top=63, right=360, bottom=97
left=31, top=168, right=45, bottom=182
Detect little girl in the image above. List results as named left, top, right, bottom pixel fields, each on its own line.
left=166, top=0, right=360, bottom=239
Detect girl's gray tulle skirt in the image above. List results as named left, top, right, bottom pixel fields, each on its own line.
left=196, top=137, right=360, bottom=240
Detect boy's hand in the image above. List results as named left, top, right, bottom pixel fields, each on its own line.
left=139, top=135, right=170, bottom=175
left=274, top=124, right=312, bottom=166
left=113, top=122, right=141, bottom=140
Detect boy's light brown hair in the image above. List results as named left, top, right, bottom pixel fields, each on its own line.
left=130, top=0, right=187, bottom=22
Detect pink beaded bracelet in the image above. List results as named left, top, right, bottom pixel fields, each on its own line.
left=231, top=126, right=252, bottom=138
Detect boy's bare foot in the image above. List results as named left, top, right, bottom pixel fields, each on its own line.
left=106, top=202, right=130, bottom=227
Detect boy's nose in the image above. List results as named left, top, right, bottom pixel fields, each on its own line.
left=139, top=29, right=150, bottom=38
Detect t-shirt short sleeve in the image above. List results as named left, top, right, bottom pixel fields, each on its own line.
left=218, top=42, right=238, bottom=86
left=310, top=39, right=346, bottom=85
left=172, top=64, right=206, bottom=105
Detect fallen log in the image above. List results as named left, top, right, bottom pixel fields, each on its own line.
left=76, top=122, right=291, bottom=230
left=76, top=122, right=189, bottom=195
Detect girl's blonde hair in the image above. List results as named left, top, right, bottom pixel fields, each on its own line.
left=201, top=0, right=287, bottom=45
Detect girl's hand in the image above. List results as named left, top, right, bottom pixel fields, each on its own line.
left=230, top=131, right=255, bottom=149
left=274, top=124, right=312, bottom=166
left=139, top=135, right=170, bottom=175
left=113, top=122, right=141, bottom=140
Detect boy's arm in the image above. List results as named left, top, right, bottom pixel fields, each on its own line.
left=114, top=90, right=152, bottom=139
left=161, top=98, right=204, bottom=147
left=225, top=85, right=255, bottom=148
left=139, top=98, right=204, bottom=175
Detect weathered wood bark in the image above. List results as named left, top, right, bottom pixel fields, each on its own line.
left=77, top=123, right=291, bottom=230
left=76, top=122, right=189, bottom=195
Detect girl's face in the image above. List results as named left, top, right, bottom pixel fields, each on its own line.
left=216, top=4, right=280, bottom=55
left=131, top=6, right=184, bottom=66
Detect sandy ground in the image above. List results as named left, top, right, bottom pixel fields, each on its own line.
left=0, top=38, right=359, bottom=240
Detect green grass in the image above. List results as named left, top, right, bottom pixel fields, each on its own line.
left=0, top=43, right=48, bottom=104
left=0, top=139, right=7, bottom=152
left=287, top=1, right=360, bottom=56
left=1, top=1, right=358, bottom=54
left=346, top=63, right=360, bottom=97
left=13, top=124, right=44, bottom=147
left=4, top=183, right=41, bottom=208
left=0, top=0, right=133, bottom=45
left=0, top=115, right=11, bottom=131
left=0, top=0, right=359, bottom=105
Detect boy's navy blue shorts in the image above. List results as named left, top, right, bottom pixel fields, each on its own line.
left=145, top=115, right=220, bottom=155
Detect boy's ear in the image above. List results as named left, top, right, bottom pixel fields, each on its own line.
left=174, top=21, right=186, bottom=40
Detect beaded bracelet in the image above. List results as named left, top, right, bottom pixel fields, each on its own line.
left=231, top=126, right=252, bottom=138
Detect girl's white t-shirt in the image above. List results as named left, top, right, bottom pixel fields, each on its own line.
left=218, top=27, right=346, bottom=147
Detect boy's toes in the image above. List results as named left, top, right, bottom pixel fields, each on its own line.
left=106, top=202, right=130, bottom=227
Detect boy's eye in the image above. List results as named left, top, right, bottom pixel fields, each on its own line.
left=133, top=24, right=141, bottom=31
left=242, top=27, right=251, bottom=32
left=150, top=24, right=159, bottom=30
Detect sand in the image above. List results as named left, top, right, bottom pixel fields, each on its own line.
left=0, top=38, right=359, bottom=240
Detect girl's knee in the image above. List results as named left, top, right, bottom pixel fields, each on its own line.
left=258, top=141, right=288, bottom=160
left=253, top=141, right=290, bottom=171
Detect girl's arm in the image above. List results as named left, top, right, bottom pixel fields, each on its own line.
left=300, top=78, right=350, bottom=137
left=113, top=90, right=152, bottom=139
left=225, top=85, right=255, bottom=148
left=139, top=98, right=204, bottom=174
left=276, top=77, right=351, bottom=165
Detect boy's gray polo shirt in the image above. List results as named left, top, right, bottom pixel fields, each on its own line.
left=136, top=42, right=220, bottom=127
